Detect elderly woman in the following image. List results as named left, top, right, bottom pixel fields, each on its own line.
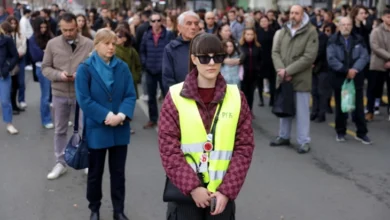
left=75, top=29, right=136, bottom=220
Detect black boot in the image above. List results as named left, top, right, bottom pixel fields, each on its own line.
left=315, top=115, right=326, bottom=123
left=114, top=213, right=129, bottom=220
left=310, top=113, right=317, bottom=121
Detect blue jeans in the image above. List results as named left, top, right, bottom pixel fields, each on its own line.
left=18, top=56, right=26, bottom=103
left=36, top=66, right=52, bottom=125
left=0, top=75, right=12, bottom=123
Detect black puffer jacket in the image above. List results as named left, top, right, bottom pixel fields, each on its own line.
left=0, top=34, right=18, bottom=78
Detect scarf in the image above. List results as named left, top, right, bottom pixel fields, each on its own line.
left=90, top=51, right=118, bottom=91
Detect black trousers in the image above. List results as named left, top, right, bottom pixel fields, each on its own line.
left=241, top=79, right=256, bottom=110
left=11, top=74, right=19, bottom=110
left=87, top=145, right=127, bottom=213
left=166, top=201, right=235, bottom=220
left=311, top=72, right=332, bottom=117
left=146, top=72, right=166, bottom=123
left=367, top=70, right=390, bottom=113
left=334, top=87, right=367, bottom=137
left=257, top=74, right=276, bottom=106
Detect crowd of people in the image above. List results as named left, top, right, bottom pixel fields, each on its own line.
left=0, top=1, right=390, bottom=220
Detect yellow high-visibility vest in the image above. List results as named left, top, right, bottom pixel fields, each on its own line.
left=170, top=82, right=241, bottom=192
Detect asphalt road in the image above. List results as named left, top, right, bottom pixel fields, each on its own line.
left=0, top=74, right=389, bottom=220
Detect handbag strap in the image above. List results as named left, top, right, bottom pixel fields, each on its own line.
left=184, top=154, right=200, bottom=173
left=73, top=102, right=80, bottom=134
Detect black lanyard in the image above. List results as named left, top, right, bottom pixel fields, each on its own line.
left=198, top=100, right=224, bottom=168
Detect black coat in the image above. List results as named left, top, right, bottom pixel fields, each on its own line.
left=256, top=27, right=275, bottom=78
left=313, top=31, right=329, bottom=74
left=0, top=35, right=18, bottom=78
left=240, top=42, right=262, bottom=82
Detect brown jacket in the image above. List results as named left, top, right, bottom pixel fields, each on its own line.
left=369, top=24, right=390, bottom=72
left=42, top=34, right=94, bottom=98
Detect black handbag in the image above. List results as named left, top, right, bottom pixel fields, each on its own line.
left=64, top=102, right=89, bottom=170
left=163, top=154, right=204, bottom=203
left=272, top=79, right=296, bottom=118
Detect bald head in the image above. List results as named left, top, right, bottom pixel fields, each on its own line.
left=205, top=11, right=216, bottom=26
left=339, top=16, right=353, bottom=37
left=290, top=5, right=305, bottom=27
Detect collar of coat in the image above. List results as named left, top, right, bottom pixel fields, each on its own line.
left=179, top=68, right=227, bottom=105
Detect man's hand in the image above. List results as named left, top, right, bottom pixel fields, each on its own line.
left=105, top=115, right=123, bottom=127
left=347, top=69, right=358, bottom=79
left=210, top=191, right=229, bottom=215
left=190, top=187, right=211, bottom=208
left=384, top=61, right=390, bottom=69
left=277, top=69, right=287, bottom=79
left=60, top=71, right=71, bottom=81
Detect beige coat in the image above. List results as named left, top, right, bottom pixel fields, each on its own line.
left=369, top=23, right=390, bottom=72
left=42, top=34, right=94, bottom=98
left=272, top=13, right=318, bottom=92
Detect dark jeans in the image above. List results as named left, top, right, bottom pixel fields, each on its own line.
left=167, top=201, right=235, bottom=220
left=257, top=75, right=276, bottom=106
left=11, top=74, right=19, bottom=110
left=146, top=72, right=166, bottom=123
left=334, top=87, right=367, bottom=137
left=311, top=72, right=332, bottom=117
left=367, top=70, right=390, bottom=113
left=241, top=79, right=256, bottom=110
left=87, top=145, right=128, bottom=213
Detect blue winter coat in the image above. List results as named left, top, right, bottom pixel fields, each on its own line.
left=162, top=36, right=190, bottom=93
left=140, top=27, right=174, bottom=75
left=28, top=36, right=44, bottom=63
left=0, top=35, right=18, bottom=78
left=75, top=56, right=137, bottom=149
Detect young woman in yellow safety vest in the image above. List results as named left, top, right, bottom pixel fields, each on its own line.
left=158, top=32, right=255, bottom=220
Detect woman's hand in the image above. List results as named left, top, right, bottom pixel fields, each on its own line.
left=190, top=187, right=211, bottom=208
left=210, top=191, right=229, bottom=215
left=224, top=58, right=240, bottom=66
left=105, top=115, right=123, bottom=126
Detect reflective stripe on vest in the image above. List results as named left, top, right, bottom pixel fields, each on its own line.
left=170, top=82, right=241, bottom=193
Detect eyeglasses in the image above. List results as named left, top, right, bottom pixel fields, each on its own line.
left=195, top=54, right=225, bottom=64
left=151, top=19, right=161, bottom=23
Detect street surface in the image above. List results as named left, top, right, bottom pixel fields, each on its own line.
left=1, top=73, right=390, bottom=220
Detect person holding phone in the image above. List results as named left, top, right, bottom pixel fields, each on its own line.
left=158, top=33, right=254, bottom=219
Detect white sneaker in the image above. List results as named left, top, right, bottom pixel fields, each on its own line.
left=6, top=125, right=18, bottom=135
left=25, top=65, right=33, bottom=70
left=68, top=121, right=73, bottom=127
left=84, top=168, right=88, bottom=175
left=19, top=102, right=27, bottom=109
left=44, top=123, right=54, bottom=129
left=47, top=163, right=67, bottom=180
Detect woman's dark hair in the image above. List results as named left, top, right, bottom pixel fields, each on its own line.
left=6, top=16, right=21, bottom=37
left=0, top=22, right=13, bottom=35
left=189, top=33, right=225, bottom=71
left=115, top=26, right=133, bottom=47
left=323, top=22, right=336, bottom=34
left=103, top=18, right=113, bottom=28
left=350, top=5, right=368, bottom=21
left=222, top=39, right=239, bottom=57
left=216, top=23, right=235, bottom=41
left=76, top=14, right=92, bottom=39
left=33, top=17, right=53, bottom=50
left=117, top=21, right=130, bottom=32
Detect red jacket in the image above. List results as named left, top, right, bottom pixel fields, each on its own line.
left=158, top=69, right=255, bottom=200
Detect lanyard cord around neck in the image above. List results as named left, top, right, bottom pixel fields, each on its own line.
left=198, top=99, right=224, bottom=168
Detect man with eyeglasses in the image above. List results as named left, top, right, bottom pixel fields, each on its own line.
left=140, top=12, right=174, bottom=129
left=162, top=11, right=200, bottom=93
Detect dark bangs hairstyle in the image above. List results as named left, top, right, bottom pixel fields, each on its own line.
left=222, top=39, right=239, bottom=57
left=189, top=33, right=225, bottom=72
left=115, top=26, right=133, bottom=47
